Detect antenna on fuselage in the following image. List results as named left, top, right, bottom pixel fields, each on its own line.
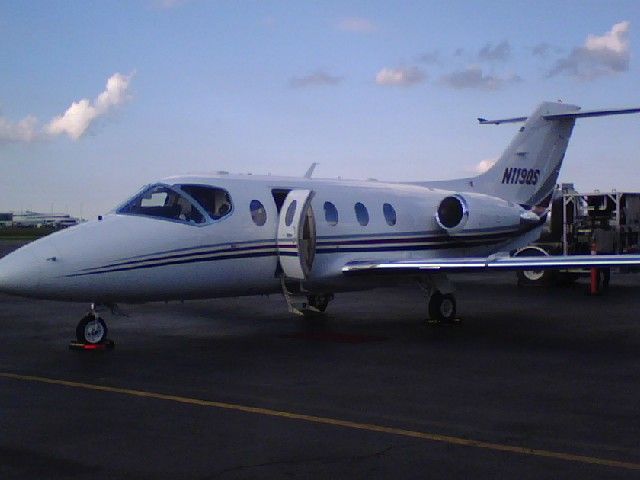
left=304, top=162, right=318, bottom=179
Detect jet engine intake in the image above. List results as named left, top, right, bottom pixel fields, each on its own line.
left=435, top=195, right=469, bottom=233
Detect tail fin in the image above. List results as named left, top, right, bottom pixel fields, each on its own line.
left=473, top=101, right=578, bottom=206
left=417, top=102, right=640, bottom=207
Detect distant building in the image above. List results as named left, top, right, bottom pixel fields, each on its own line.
left=0, top=213, right=13, bottom=227
left=7, top=211, right=81, bottom=228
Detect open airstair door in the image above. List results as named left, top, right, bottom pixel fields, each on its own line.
left=277, top=190, right=316, bottom=280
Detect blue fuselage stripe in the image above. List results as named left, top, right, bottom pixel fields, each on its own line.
left=65, top=228, right=529, bottom=278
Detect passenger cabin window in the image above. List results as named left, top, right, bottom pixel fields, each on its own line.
left=285, top=200, right=297, bottom=226
left=250, top=200, right=267, bottom=226
left=117, top=184, right=205, bottom=224
left=178, top=184, right=232, bottom=220
left=324, top=202, right=338, bottom=226
left=383, top=203, right=397, bottom=226
left=354, top=202, right=369, bottom=226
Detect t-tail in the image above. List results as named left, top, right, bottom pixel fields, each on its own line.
left=418, top=101, right=640, bottom=207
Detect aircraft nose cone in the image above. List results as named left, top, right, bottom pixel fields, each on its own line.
left=0, top=246, right=42, bottom=296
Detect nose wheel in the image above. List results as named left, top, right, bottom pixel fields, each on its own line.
left=70, top=305, right=115, bottom=351
left=74, top=303, right=110, bottom=345
left=76, top=314, right=109, bottom=344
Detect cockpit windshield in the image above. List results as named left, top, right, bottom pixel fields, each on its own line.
left=117, top=184, right=205, bottom=224
left=117, top=183, right=234, bottom=224
left=177, top=184, right=232, bottom=220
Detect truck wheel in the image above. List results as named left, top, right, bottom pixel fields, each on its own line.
left=515, top=247, right=556, bottom=286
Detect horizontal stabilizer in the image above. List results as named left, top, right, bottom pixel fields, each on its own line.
left=543, top=106, right=640, bottom=120
left=479, top=106, right=640, bottom=125
left=342, top=254, right=640, bottom=275
left=478, top=116, right=528, bottom=125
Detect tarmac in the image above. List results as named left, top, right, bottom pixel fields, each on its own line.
left=1, top=239, right=640, bottom=479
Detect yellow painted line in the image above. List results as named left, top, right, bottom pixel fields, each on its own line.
left=1, top=371, right=639, bottom=471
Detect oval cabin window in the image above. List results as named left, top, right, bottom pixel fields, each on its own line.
left=383, top=203, right=397, bottom=226
left=324, top=202, right=338, bottom=226
left=285, top=200, right=297, bottom=226
left=354, top=202, right=369, bottom=226
left=250, top=200, right=267, bottom=226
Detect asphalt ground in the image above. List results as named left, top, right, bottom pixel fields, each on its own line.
left=1, top=240, right=640, bottom=479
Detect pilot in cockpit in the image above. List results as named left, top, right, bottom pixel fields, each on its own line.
left=162, top=192, right=200, bottom=223
left=176, top=196, right=194, bottom=222
left=212, top=192, right=232, bottom=219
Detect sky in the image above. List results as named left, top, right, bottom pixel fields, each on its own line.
left=1, top=0, right=639, bottom=219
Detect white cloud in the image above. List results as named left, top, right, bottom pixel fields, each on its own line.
left=375, top=67, right=426, bottom=86
left=0, top=115, right=39, bottom=144
left=337, top=17, right=376, bottom=33
left=46, top=72, right=133, bottom=140
left=46, top=99, right=99, bottom=140
left=440, top=66, right=521, bottom=90
left=474, top=159, right=496, bottom=174
left=0, top=72, right=133, bottom=145
left=290, top=71, right=343, bottom=88
left=96, top=73, right=131, bottom=110
left=548, top=21, right=630, bottom=79
left=585, top=21, right=629, bottom=53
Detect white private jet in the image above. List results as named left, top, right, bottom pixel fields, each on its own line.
left=1, top=101, right=640, bottom=344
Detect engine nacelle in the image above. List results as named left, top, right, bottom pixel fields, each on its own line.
left=435, top=195, right=469, bottom=233
left=434, top=192, right=530, bottom=235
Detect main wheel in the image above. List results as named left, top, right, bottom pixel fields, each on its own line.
left=307, top=294, right=332, bottom=313
left=76, top=315, right=108, bottom=344
left=428, top=292, right=457, bottom=323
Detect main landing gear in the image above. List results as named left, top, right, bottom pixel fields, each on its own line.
left=70, top=304, right=114, bottom=350
left=307, top=293, right=333, bottom=313
left=280, top=276, right=333, bottom=316
left=428, top=291, right=457, bottom=323
left=419, top=275, right=461, bottom=325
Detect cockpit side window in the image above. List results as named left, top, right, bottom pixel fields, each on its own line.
left=117, top=184, right=205, bottom=224
left=177, top=184, right=233, bottom=220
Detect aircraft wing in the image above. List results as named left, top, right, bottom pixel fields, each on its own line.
left=342, top=254, right=640, bottom=275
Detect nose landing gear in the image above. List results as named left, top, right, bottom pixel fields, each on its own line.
left=70, top=304, right=114, bottom=351
left=76, top=314, right=108, bottom=344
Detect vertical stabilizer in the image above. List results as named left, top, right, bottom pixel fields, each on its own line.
left=472, top=102, right=578, bottom=206
left=411, top=101, right=640, bottom=206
